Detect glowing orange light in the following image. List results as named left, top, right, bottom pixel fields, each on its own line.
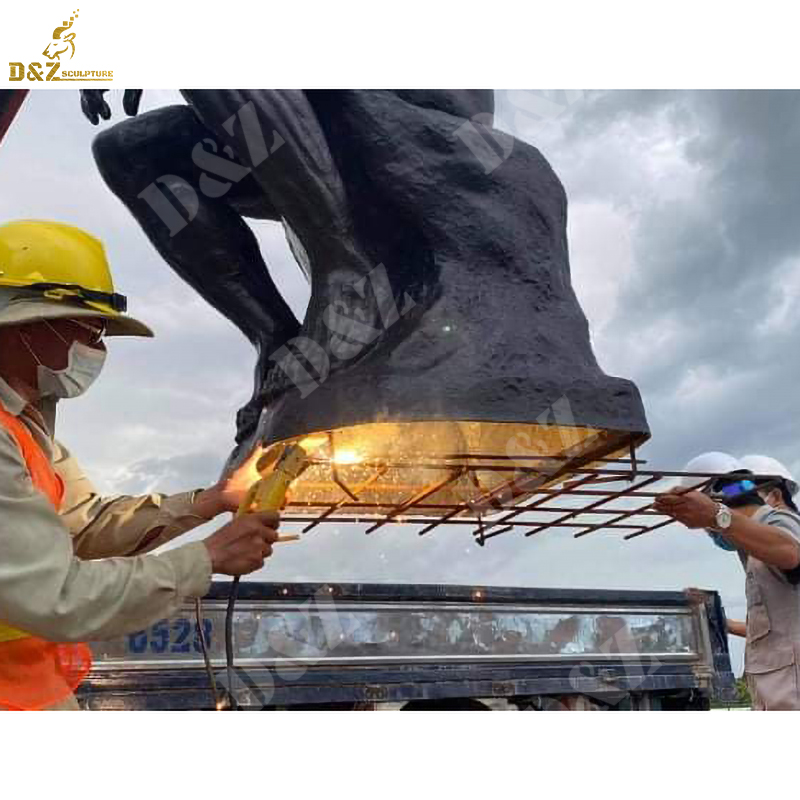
left=241, top=445, right=268, bottom=484
left=269, top=420, right=636, bottom=520
left=332, top=449, right=363, bottom=465
left=297, top=433, right=329, bottom=452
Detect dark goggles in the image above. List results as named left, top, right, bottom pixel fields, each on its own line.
left=708, top=478, right=757, bottom=499
left=707, top=475, right=782, bottom=504
left=27, top=282, right=128, bottom=313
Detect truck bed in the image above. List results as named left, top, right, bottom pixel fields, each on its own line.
left=78, top=582, right=736, bottom=710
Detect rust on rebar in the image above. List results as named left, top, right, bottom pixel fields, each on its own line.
left=527, top=474, right=662, bottom=538
left=572, top=475, right=663, bottom=538
left=264, top=442, right=749, bottom=546
left=623, top=517, right=677, bottom=541
left=417, top=470, right=489, bottom=537
left=364, top=468, right=466, bottom=535
left=302, top=464, right=390, bottom=533
left=621, top=478, right=714, bottom=540
left=482, top=471, right=603, bottom=538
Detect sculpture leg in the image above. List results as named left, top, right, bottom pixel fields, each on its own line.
left=92, top=103, right=300, bottom=347
left=92, top=104, right=302, bottom=433
left=182, top=90, right=369, bottom=272
left=182, top=92, right=385, bottom=408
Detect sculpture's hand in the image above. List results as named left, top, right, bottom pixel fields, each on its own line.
left=80, top=90, right=111, bottom=125
left=123, top=89, right=143, bottom=117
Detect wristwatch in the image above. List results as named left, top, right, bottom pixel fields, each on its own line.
left=712, top=502, right=732, bottom=531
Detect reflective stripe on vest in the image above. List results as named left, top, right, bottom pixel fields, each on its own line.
left=0, top=399, right=93, bottom=709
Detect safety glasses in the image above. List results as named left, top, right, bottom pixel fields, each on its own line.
left=708, top=476, right=782, bottom=503
left=45, top=319, right=106, bottom=348
left=69, top=319, right=107, bottom=346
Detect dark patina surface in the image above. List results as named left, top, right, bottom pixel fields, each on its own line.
left=82, top=90, right=649, bottom=458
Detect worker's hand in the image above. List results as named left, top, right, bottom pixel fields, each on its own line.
left=203, top=511, right=280, bottom=576
left=80, top=90, right=111, bottom=125
left=654, top=487, right=718, bottom=529
left=209, top=445, right=267, bottom=515
left=726, top=618, right=747, bottom=637
left=683, top=586, right=708, bottom=605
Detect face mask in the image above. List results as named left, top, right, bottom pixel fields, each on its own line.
left=761, top=491, right=779, bottom=508
left=705, top=529, right=737, bottom=551
left=21, top=333, right=106, bottom=399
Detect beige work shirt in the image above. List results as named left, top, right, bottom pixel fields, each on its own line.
left=0, top=377, right=213, bottom=707
left=739, top=505, right=800, bottom=710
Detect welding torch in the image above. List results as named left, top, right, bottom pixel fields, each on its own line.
left=236, top=442, right=317, bottom=518
left=220, top=438, right=323, bottom=708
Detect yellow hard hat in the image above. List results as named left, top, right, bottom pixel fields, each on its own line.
left=0, top=220, right=152, bottom=337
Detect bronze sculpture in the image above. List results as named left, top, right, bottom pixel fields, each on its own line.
left=82, top=90, right=649, bottom=517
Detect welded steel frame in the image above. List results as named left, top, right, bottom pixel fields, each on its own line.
left=280, top=445, right=769, bottom=544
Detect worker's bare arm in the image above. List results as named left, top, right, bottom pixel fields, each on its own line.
left=726, top=619, right=747, bottom=637
left=724, top=513, right=800, bottom=571
left=656, top=488, right=800, bottom=571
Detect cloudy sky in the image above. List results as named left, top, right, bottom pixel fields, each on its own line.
left=4, top=89, right=796, bottom=672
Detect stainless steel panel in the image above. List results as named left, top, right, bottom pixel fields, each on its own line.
left=90, top=601, right=699, bottom=671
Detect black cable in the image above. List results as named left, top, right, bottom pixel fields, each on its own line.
left=225, top=576, right=241, bottom=710
left=194, top=598, right=220, bottom=710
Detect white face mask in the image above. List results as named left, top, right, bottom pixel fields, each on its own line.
left=21, top=332, right=107, bottom=399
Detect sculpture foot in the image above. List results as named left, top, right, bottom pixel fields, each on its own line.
left=235, top=397, right=264, bottom=445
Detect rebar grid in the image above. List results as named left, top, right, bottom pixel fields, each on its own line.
left=277, top=446, right=748, bottom=543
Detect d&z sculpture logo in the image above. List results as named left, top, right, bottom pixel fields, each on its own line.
left=8, top=9, right=114, bottom=82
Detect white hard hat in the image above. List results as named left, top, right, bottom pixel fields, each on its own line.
left=739, top=455, right=798, bottom=496
left=681, top=452, right=742, bottom=487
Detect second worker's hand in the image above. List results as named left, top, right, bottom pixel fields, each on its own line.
left=654, top=486, right=718, bottom=529
left=203, top=511, right=290, bottom=576
left=207, top=444, right=268, bottom=516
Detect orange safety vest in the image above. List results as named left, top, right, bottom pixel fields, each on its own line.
left=0, top=400, right=92, bottom=710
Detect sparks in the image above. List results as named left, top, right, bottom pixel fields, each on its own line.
left=332, top=449, right=363, bottom=465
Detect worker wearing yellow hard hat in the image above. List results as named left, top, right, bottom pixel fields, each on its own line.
left=657, top=450, right=800, bottom=710
left=0, top=219, right=153, bottom=336
left=0, top=220, right=280, bottom=710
